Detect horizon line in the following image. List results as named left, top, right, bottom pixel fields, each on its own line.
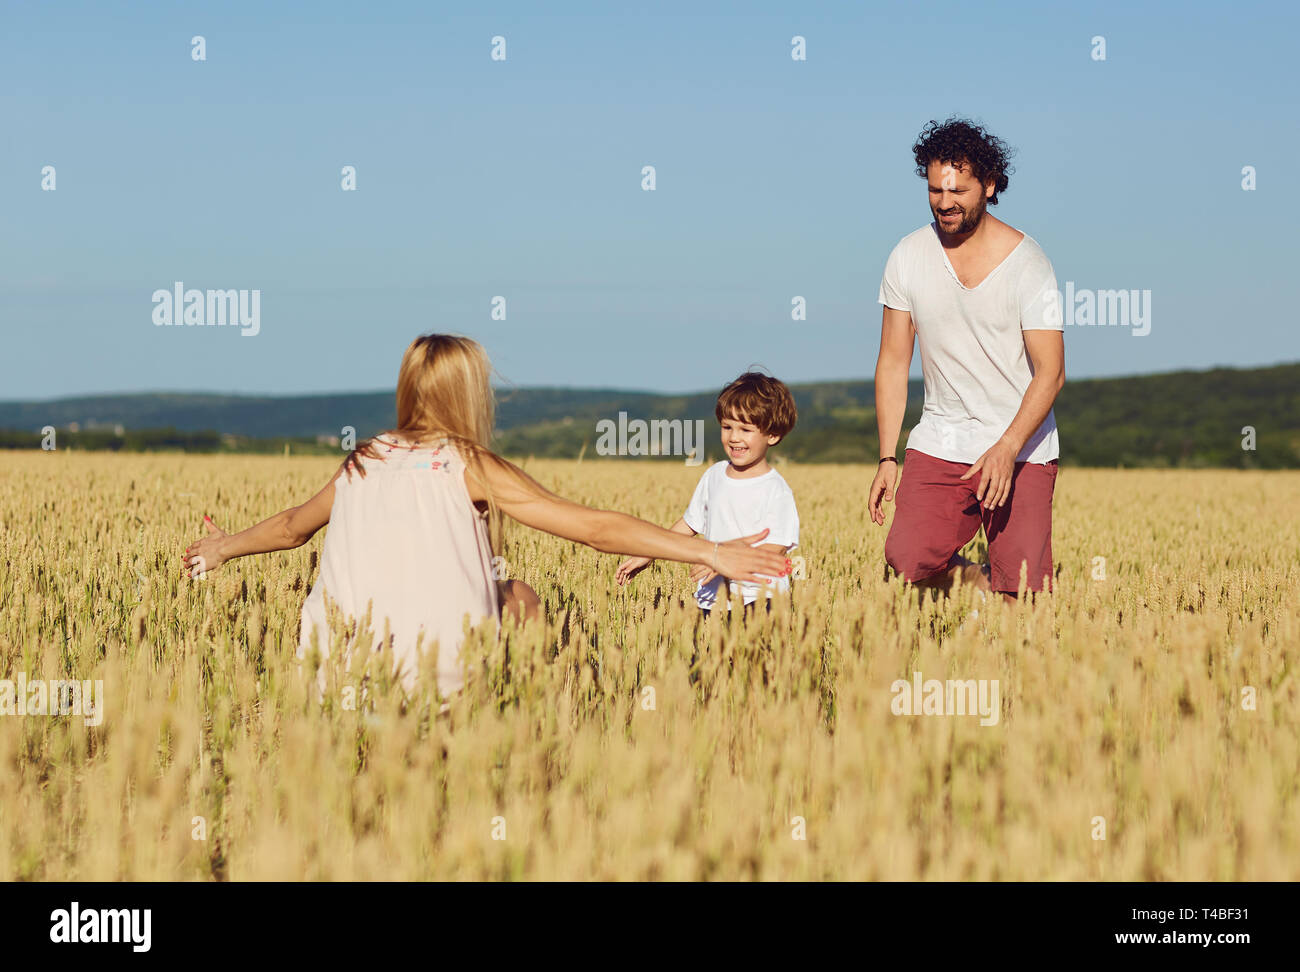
left=3, top=359, right=1296, bottom=406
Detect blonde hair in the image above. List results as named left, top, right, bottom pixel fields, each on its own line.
left=346, top=333, right=504, bottom=550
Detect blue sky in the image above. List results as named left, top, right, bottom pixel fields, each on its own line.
left=2, top=0, right=1295, bottom=399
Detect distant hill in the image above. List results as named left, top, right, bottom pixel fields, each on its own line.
left=1, top=363, right=1297, bottom=467
left=0, top=381, right=921, bottom=463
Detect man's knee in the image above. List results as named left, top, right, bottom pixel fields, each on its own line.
left=883, top=531, right=907, bottom=577
left=885, top=531, right=941, bottom=583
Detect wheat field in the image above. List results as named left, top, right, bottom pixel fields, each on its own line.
left=0, top=451, right=1296, bottom=880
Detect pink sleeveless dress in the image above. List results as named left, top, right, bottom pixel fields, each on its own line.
left=297, top=434, right=499, bottom=697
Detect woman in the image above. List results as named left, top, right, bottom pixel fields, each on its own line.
left=183, top=334, right=790, bottom=697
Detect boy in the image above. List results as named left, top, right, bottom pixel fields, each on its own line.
left=615, top=371, right=799, bottom=613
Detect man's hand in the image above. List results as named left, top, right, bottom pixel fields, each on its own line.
left=868, top=461, right=899, bottom=526
left=184, top=516, right=230, bottom=578
left=961, top=438, right=1018, bottom=509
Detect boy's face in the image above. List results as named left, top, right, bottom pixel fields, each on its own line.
left=719, top=413, right=780, bottom=468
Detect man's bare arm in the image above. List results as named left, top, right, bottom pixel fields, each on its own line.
left=869, top=306, right=915, bottom=525
left=875, top=306, right=916, bottom=459
left=998, top=329, right=1066, bottom=454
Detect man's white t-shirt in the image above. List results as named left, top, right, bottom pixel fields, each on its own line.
left=682, top=461, right=799, bottom=609
left=877, top=222, right=1064, bottom=464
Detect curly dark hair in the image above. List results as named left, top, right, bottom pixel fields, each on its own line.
left=912, top=117, right=1015, bottom=205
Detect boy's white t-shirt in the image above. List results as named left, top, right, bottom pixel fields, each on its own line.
left=682, top=461, right=799, bottom=609
left=877, top=222, right=1064, bottom=465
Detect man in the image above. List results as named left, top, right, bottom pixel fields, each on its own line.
left=869, top=117, right=1065, bottom=602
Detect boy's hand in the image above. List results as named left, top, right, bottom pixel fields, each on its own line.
left=184, top=516, right=230, bottom=578
left=689, top=563, right=719, bottom=586
left=615, top=555, right=653, bottom=585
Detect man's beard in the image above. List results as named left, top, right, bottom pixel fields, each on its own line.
left=934, top=197, right=987, bottom=235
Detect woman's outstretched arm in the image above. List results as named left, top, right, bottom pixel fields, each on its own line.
left=183, top=461, right=347, bottom=577
left=467, top=454, right=789, bottom=584
left=615, top=516, right=695, bottom=585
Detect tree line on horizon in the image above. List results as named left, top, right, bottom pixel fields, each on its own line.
left=1, top=363, right=1297, bottom=468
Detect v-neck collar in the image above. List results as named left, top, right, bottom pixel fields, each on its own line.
left=931, top=222, right=1026, bottom=292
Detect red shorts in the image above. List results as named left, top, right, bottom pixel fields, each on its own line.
left=884, top=448, right=1058, bottom=594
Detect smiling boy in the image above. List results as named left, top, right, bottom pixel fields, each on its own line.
left=615, top=372, right=798, bottom=611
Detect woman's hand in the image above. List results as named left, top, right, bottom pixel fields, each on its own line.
left=184, top=516, right=230, bottom=578
left=615, top=556, right=652, bottom=585
left=470, top=455, right=788, bottom=577
left=711, top=530, right=790, bottom=584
